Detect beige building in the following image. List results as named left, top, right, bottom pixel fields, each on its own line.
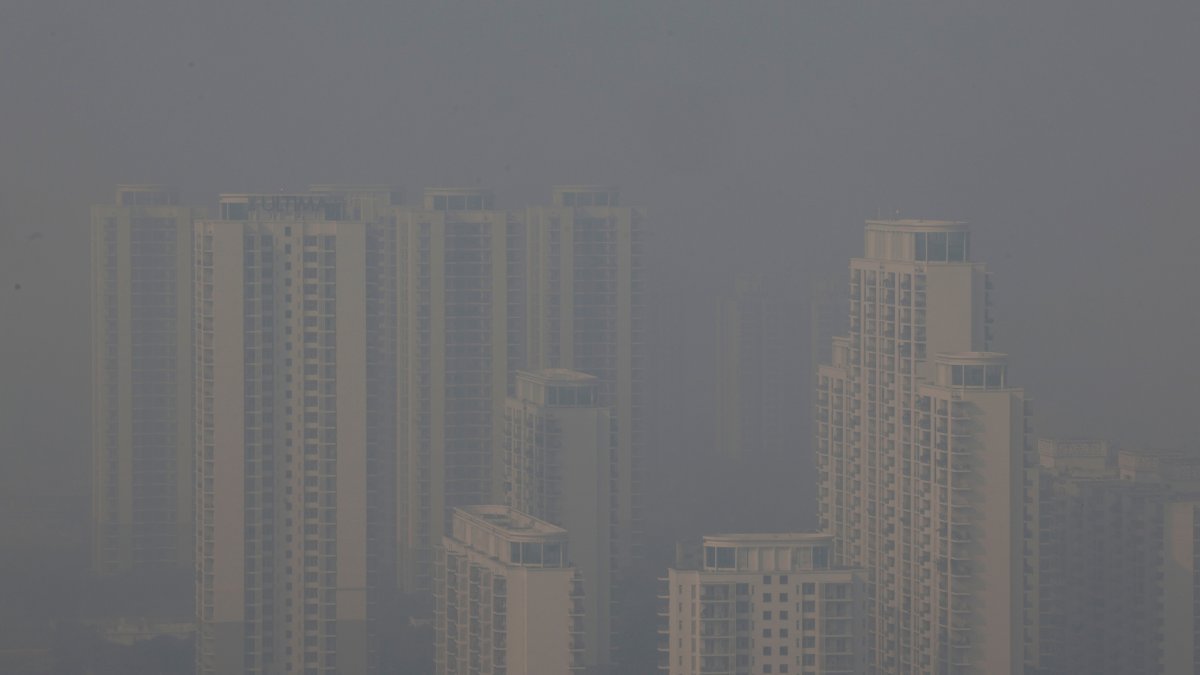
left=659, top=533, right=866, bottom=675
left=1033, top=440, right=1200, bottom=675
left=396, top=188, right=526, bottom=593
left=435, top=505, right=585, bottom=675
left=91, top=185, right=206, bottom=575
left=715, top=275, right=784, bottom=458
left=504, top=369, right=615, bottom=670
left=195, top=193, right=380, bottom=674
left=815, top=220, right=1034, bottom=673
left=526, top=186, right=646, bottom=567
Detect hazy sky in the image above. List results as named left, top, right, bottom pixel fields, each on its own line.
left=2, top=1, right=1200, bottom=498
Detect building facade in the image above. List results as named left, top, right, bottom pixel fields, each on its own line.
left=91, top=185, right=206, bottom=575
left=194, top=193, right=378, bottom=674
left=815, top=219, right=1034, bottom=673
left=1033, top=440, right=1200, bottom=675
left=435, top=505, right=584, bottom=675
left=660, top=533, right=866, bottom=675
left=526, top=186, right=646, bottom=569
left=396, top=188, right=526, bottom=593
left=504, top=368, right=615, bottom=670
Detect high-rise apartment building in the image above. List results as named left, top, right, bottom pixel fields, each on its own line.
left=504, top=369, right=615, bottom=670
left=91, top=185, right=206, bottom=575
left=526, top=185, right=645, bottom=567
left=1032, top=440, right=1200, bottom=675
left=815, top=220, right=1034, bottom=673
left=194, top=193, right=386, bottom=674
left=435, top=505, right=585, bottom=675
left=659, top=533, right=867, bottom=675
left=396, top=188, right=525, bottom=593
left=715, top=274, right=784, bottom=457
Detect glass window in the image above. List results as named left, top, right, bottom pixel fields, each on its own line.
left=705, top=547, right=716, bottom=568
left=948, top=231, right=967, bottom=261
left=522, top=542, right=542, bottom=565
left=927, top=232, right=947, bottom=261
left=913, top=233, right=926, bottom=261
left=763, top=575, right=772, bottom=585
left=965, top=366, right=984, bottom=387
left=510, top=542, right=521, bottom=563
left=985, top=365, right=1003, bottom=388
left=543, top=542, right=562, bottom=567
left=952, top=365, right=964, bottom=386
left=716, top=547, right=735, bottom=569
left=813, top=547, right=828, bottom=570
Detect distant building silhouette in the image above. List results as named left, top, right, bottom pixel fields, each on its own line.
left=435, top=505, right=584, bottom=675
left=816, top=220, right=1034, bottom=673
left=395, top=188, right=526, bottom=594
left=1032, top=440, right=1200, bottom=674
left=659, top=533, right=867, bottom=674
left=526, top=186, right=647, bottom=570
left=91, top=185, right=205, bottom=576
left=715, top=274, right=784, bottom=457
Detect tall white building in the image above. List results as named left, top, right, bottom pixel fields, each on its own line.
left=195, top=193, right=380, bottom=674
left=659, top=533, right=866, bottom=675
left=91, top=185, right=206, bottom=575
left=396, top=188, right=526, bottom=593
left=435, top=505, right=585, bottom=675
left=504, top=368, right=615, bottom=670
left=815, top=220, right=1034, bottom=673
left=526, top=186, right=646, bottom=567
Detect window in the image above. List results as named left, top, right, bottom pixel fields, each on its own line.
left=763, top=593, right=772, bottom=602
left=802, top=583, right=815, bottom=595
left=763, top=666, right=772, bottom=674
left=803, top=601, right=816, bottom=612
left=762, top=646, right=772, bottom=656
left=779, top=611, right=789, bottom=621
left=779, top=593, right=789, bottom=602
left=763, top=611, right=772, bottom=620
left=779, top=575, right=788, bottom=585
left=763, top=575, right=772, bottom=585
left=927, top=232, right=947, bottom=260
left=948, top=231, right=967, bottom=261
left=763, top=629, right=772, bottom=638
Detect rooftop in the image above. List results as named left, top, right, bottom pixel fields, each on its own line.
left=866, top=218, right=966, bottom=228
left=519, top=368, right=597, bottom=384
left=703, top=532, right=833, bottom=546
left=454, top=505, right=567, bottom=539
